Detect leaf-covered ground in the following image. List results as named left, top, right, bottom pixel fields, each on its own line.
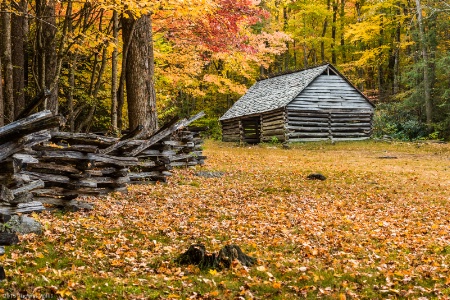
left=1, top=140, right=450, bottom=299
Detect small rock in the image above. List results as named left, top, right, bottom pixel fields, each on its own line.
left=8, top=215, right=42, bottom=235
left=307, top=173, right=326, bottom=181
left=0, top=247, right=5, bottom=256
left=194, top=171, right=225, bottom=178
left=64, top=200, right=94, bottom=212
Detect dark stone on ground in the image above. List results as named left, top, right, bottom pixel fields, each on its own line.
left=307, top=173, right=326, bottom=181
left=194, top=171, right=225, bottom=178
left=0, top=232, right=19, bottom=245
left=63, top=200, right=94, bottom=212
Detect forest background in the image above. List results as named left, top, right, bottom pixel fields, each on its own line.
left=0, top=0, right=449, bottom=140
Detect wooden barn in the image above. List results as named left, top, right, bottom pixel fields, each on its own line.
left=220, top=64, right=375, bottom=143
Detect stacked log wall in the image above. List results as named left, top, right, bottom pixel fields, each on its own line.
left=329, top=111, right=373, bottom=141
left=286, top=109, right=373, bottom=142
left=261, top=109, right=286, bottom=143
left=286, top=109, right=330, bottom=142
left=221, top=119, right=241, bottom=142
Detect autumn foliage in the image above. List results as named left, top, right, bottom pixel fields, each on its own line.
left=2, top=140, right=450, bottom=298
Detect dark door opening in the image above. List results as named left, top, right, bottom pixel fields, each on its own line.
left=241, top=117, right=261, bottom=144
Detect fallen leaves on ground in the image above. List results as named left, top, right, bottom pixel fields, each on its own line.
left=1, top=140, right=450, bottom=299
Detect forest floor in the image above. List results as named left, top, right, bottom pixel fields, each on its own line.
left=1, top=140, right=450, bottom=299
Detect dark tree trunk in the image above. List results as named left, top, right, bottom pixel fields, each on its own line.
left=36, top=0, right=58, bottom=113
left=414, top=0, right=431, bottom=126
left=117, top=18, right=136, bottom=133
left=110, top=9, right=119, bottom=134
left=11, top=0, right=27, bottom=118
left=43, top=0, right=58, bottom=113
left=0, top=42, right=3, bottom=127
left=68, top=57, right=77, bottom=132
left=122, top=13, right=158, bottom=136
left=331, top=0, right=337, bottom=65
left=393, top=17, right=401, bottom=94
left=320, top=0, right=329, bottom=63
left=339, top=0, right=346, bottom=62
left=2, top=1, right=14, bottom=123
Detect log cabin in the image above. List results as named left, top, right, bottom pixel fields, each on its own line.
left=220, top=64, right=375, bottom=143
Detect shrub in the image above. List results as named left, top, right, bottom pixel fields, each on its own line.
left=373, top=102, right=428, bottom=141
left=190, top=117, right=222, bottom=140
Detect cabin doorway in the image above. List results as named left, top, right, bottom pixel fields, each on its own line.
left=241, top=117, right=261, bottom=144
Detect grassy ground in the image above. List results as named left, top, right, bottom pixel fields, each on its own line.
left=1, top=140, right=450, bottom=299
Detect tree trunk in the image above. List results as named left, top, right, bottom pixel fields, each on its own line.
left=44, top=0, right=58, bottom=113
left=355, top=1, right=364, bottom=92
left=320, top=0, right=329, bottom=63
left=302, top=12, right=308, bottom=68
left=339, top=0, right=346, bottom=62
left=11, top=0, right=27, bottom=118
left=36, top=0, right=58, bottom=113
left=66, top=0, right=75, bottom=132
left=68, top=57, right=77, bottom=132
left=117, top=19, right=136, bottom=133
left=122, top=13, right=158, bottom=136
left=110, top=9, right=119, bottom=134
left=393, top=19, right=401, bottom=94
left=77, top=45, right=107, bottom=133
left=283, top=7, right=289, bottom=70
left=331, top=0, right=337, bottom=65
left=414, top=0, right=432, bottom=126
left=0, top=50, right=3, bottom=127
left=293, top=39, right=297, bottom=68
left=2, top=0, right=14, bottom=123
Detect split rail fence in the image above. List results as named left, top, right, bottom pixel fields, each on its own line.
left=0, top=110, right=206, bottom=214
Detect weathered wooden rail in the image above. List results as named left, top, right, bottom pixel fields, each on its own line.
left=0, top=111, right=206, bottom=213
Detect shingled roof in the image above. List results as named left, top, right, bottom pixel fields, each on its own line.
left=220, top=64, right=328, bottom=121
